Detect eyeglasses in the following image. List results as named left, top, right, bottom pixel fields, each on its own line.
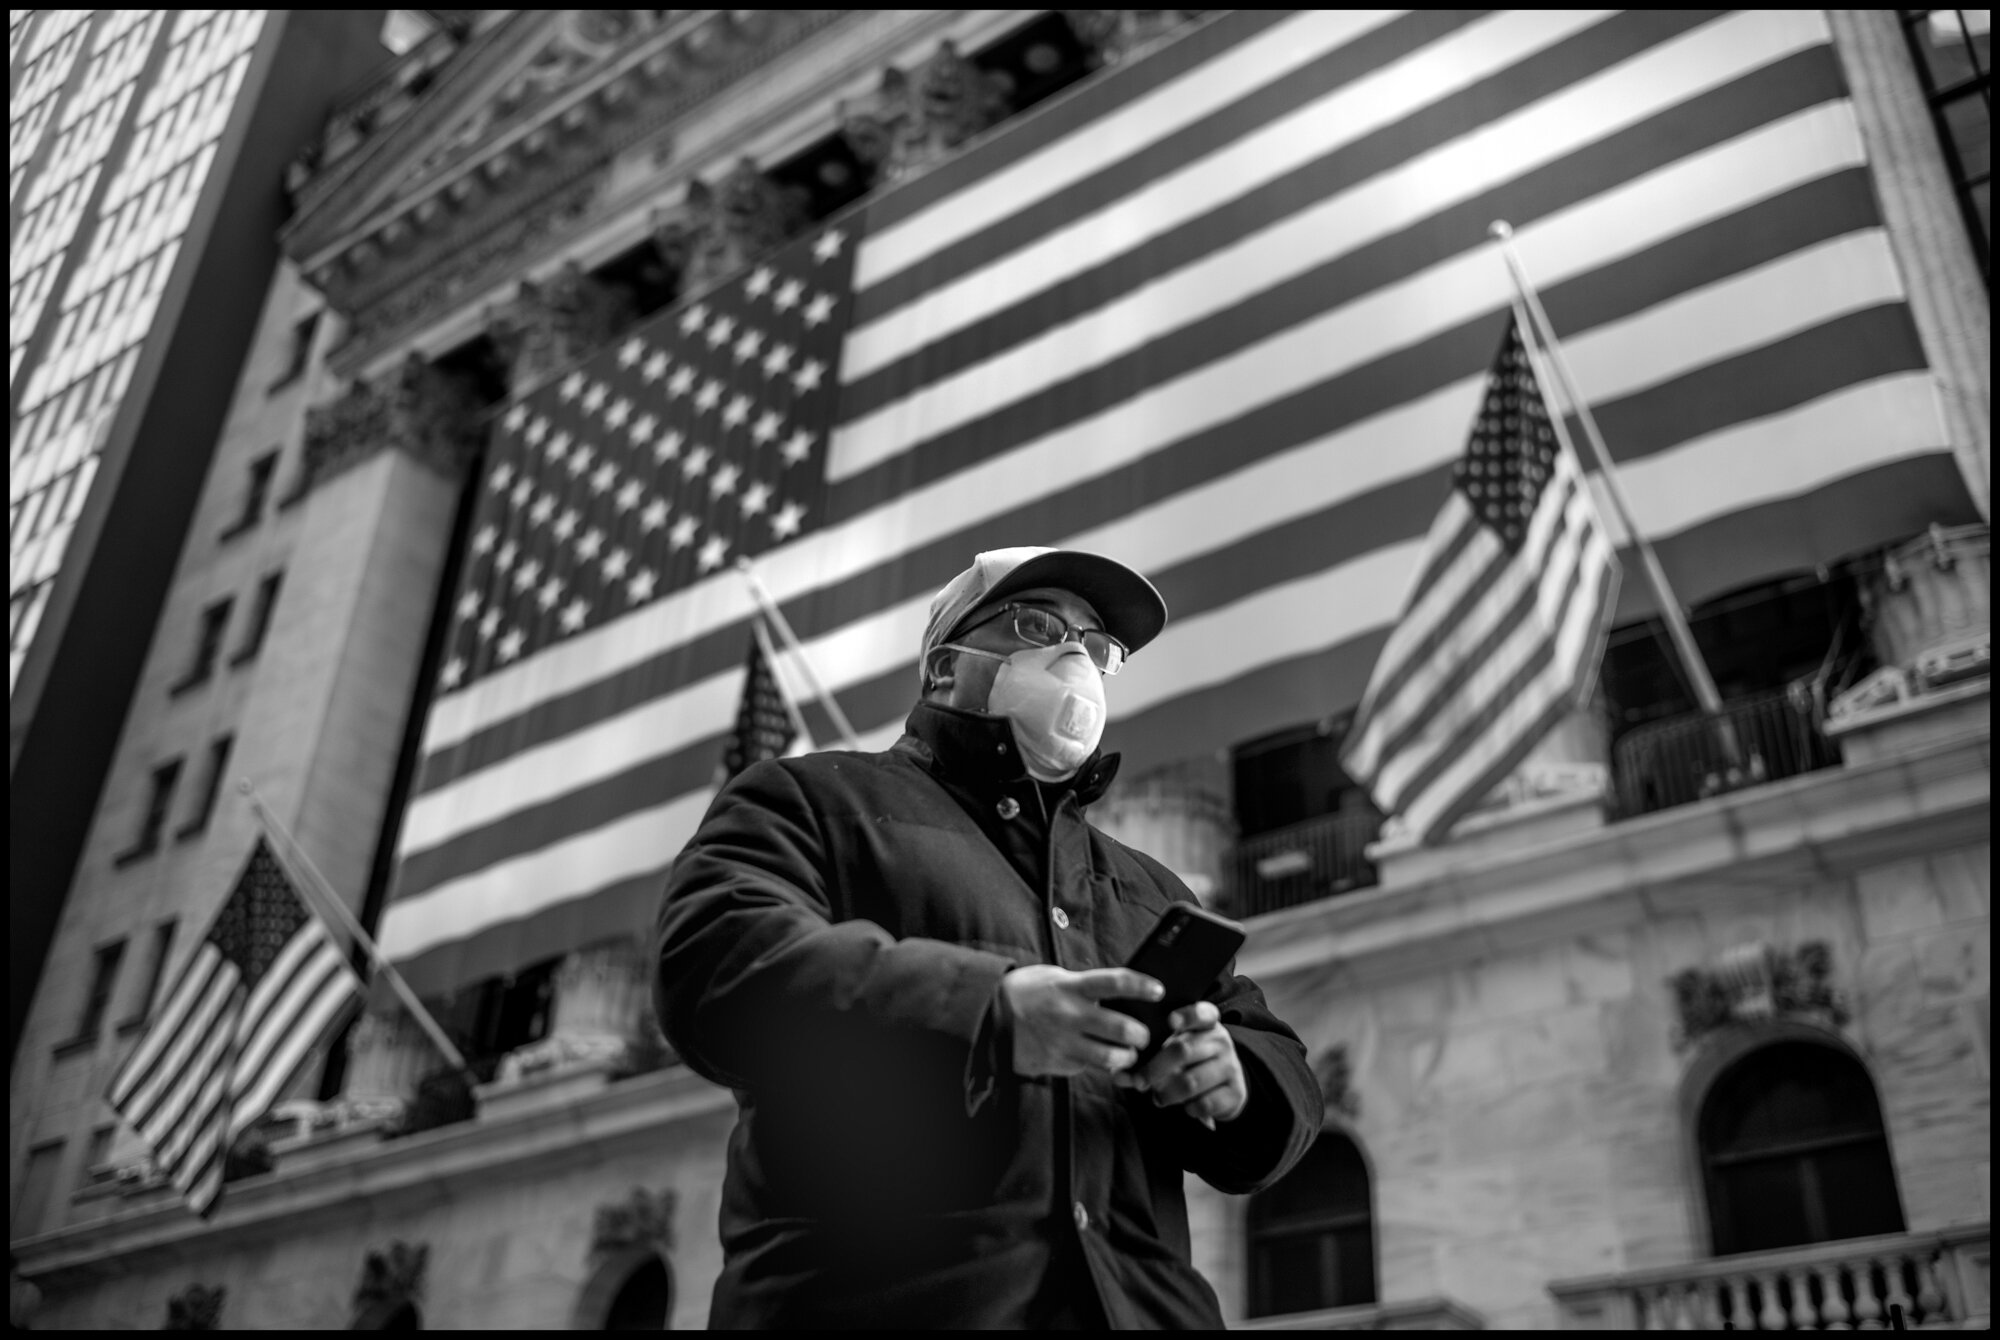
left=954, top=602, right=1129, bottom=675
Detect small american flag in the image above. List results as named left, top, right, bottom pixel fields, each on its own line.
left=720, top=618, right=812, bottom=782
left=1341, top=315, right=1621, bottom=844
left=106, top=840, right=363, bottom=1217
left=440, top=227, right=856, bottom=691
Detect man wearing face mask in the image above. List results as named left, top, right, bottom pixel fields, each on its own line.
left=654, top=547, right=1321, bottom=1329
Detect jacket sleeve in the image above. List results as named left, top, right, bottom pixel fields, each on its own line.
left=653, top=758, right=1018, bottom=1096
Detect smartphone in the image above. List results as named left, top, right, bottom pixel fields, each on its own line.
left=1107, top=903, right=1247, bottom=1066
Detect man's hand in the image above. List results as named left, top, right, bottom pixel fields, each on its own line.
left=1002, top=965, right=1163, bottom=1079
left=1115, top=1001, right=1248, bottom=1124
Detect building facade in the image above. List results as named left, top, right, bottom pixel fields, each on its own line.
left=10, top=10, right=1991, bottom=1330
left=7, top=7, right=392, bottom=1062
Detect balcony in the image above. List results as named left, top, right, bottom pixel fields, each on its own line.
left=1549, top=1222, right=1991, bottom=1330
left=1227, top=810, right=1383, bottom=917
left=1611, top=688, right=1842, bottom=819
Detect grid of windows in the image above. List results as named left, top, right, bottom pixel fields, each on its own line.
left=1901, top=9, right=1992, bottom=281
left=8, top=9, right=267, bottom=697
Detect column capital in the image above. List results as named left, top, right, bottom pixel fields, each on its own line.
left=487, top=260, right=636, bottom=389
left=652, top=158, right=810, bottom=295
left=299, top=353, right=486, bottom=493
left=1062, top=11, right=1204, bottom=67
left=838, top=38, right=1011, bottom=185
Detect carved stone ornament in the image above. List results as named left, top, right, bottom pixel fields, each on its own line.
left=300, top=353, right=487, bottom=492
left=163, top=1283, right=226, bottom=1331
left=591, top=1186, right=678, bottom=1259
left=1314, top=1043, right=1360, bottom=1120
left=1668, top=940, right=1851, bottom=1050
left=488, top=260, right=637, bottom=387
left=351, top=1240, right=429, bottom=1329
left=1063, top=10, right=1204, bottom=66
left=653, top=158, right=811, bottom=295
left=496, top=938, right=652, bottom=1084
left=1832, top=523, right=1991, bottom=721
left=837, top=39, right=1011, bottom=185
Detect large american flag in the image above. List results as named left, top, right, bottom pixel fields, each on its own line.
left=1341, top=316, right=1619, bottom=844
left=107, top=840, right=362, bottom=1216
left=379, top=11, right=1980, bottom=998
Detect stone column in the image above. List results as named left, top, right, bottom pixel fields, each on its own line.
left=486, top=260, right=635, bottom=390
left=837, top=40, right=1011, bottom=186
left=480, top=936, right=653, bottom=1118
left=1063, top=11, right=1204, bottom=68
left=652, top=158, right=811, bottom=296
left=1092, top=755, right=1234, bottom=908
left=1829, top=523, right=1991, bottom=762
left=337, top=1007, right=439, bottom=1126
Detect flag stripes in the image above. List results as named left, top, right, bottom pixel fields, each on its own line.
left=377, top=10, right=1980, bottom=997
left=107, top=842, right=361, bottom=1216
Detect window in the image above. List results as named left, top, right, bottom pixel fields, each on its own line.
left=169, top=595, right=232, bottom=694
left=1246, top=1130, right=1376, bottom=1318
left=1700, top=1041, right=1906, bottom=1256
left=219, top=451, right=277, bottom=540
left=1901, top=10, right=1993, bottom=282
left=1229, top=716, right=1382, bottom=915
left=604, top=1257, right=672, bottom=1330
left=119, top=918, right=177, bottom=1032
left=68, top=939, right=127, bottom=1047
left=229, top=570, right=282, bottom=665
left=12, top=1141, right=64, bottom=1239
left=269, top=309, right=319, bottom=389
left=974, top=11, right=1098, bottom=120
left=76, top=1126, right=116, bottom=1190
left=175, top=734, right=232, bottom=839
left=431, top=956, right=561, bottom=1081
left=114, top=757, right=183, bottom=865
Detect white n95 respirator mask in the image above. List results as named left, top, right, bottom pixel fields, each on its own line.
left=944, top=642, right=1106, bottom=781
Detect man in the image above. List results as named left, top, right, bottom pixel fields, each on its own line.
left=654, top=547, right=1321, bottom=1328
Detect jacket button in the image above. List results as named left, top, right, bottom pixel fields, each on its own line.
left=1051, top=906, right=1070, bottom=930
left=1073, top=1201, right=1090, bottom=1232
left=997, top=742, right=1009, bottom=755
left=996, top=796, right=1020, bottom=820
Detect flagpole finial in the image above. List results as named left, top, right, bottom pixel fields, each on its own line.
left=1488, top=220, right=1514, bottom=241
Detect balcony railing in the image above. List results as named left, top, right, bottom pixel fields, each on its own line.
left=1227, top=810, right=1383, bottom=917
left=1611, top=688, right=1841, bottom=819
left=1549, top=1222, right=1991, bottom=1330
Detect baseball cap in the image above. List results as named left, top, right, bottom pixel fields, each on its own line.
left=919, top=547, right=1169, bottom=684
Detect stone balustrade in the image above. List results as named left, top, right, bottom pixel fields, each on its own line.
left=1548, top=1222, right=1990, bottom=1330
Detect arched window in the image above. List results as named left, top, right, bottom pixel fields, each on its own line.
left=1245, top=1129, right=1376, bottom=1318
left=602, top=1255, right=672, bottom=1330
left=1699, top=1040, right=1906, bottom=1256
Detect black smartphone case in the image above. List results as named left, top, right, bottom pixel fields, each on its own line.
left=1107, top=903, right=1246, bottom=1065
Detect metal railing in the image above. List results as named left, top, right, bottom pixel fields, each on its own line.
left=1227, top=810, right=1383, bottom=917
left=1549, top=1222, right=1990, bottom=1330
left=1611, top=688, right=1841, bottom=819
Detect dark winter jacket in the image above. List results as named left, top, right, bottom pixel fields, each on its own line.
left=653, top=701, right=1321, bottom=1328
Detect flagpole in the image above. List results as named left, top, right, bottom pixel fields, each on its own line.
left=1487, top=221, right=1731, bottom=724
left=239, top=780, right=474, bottom=1080
left=734, top=558, right=863, bottom=748
left=751, top=614, right=815, bottom=746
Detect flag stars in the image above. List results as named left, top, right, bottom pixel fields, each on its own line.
left=560, top=597, right=590, bottom=634
left=619, top=336, right=646, bottom=367
left=773, top=277, right=803, bottom=312
left=511, top=478, right=534, bottom=509
left=582, top=381, right=608, bottom=414
left=741, top=480, right=772, bottom=516
left=441, top=656, right=466, bottom=689
left=472, top=524, right=498, bottom=554
left=697, top=534, right=730, bottom=572
left=711, top=462, right=741, bottom=497
left=497, top=627, right=526, bottom=663
left=456, top=590, right=482, bottom=620
left=792, top=359, right=825, bottom=394
left=762, top=342, right=793, bottom=378
left=802, top=292, right=835, bottom=328
left=813, top=227, right=845, bottom=263
left=605, top=398, right=632, bottom=429
left=667, top=364, right=696, bottom=398
left=538, top=573, right=565, bottom=611
left=642, top=349, right=670, bottom=382
left=733, top=327, right=764, bottom=363
left=513, top=557, right=542, bottom=592
left=491, top=461, right=515, bottom=492
left=722, top=394, right=751, bottom=430
left=627, top=568, right=658, bottom=603
left=569, top=442, right=596, bottom=477
left=679, top=303, right=709, bottom=337
left=629, top=412, right=659, bottom=446
left=640, top=497, right=670, bottom=532
left=751, top=409, right=783, bottom=445
left=780, top=429, right=814, bottom=467
left=524, top=416, right=549, bottom=445
left=591, top=460, right=619, bottom=495
left=553, top=508, right=579, bottom=542
left=529, top=492, right=556, bottom=527
left=496, top=539, right=519, bottom=571
left=654, top=429, right=685, bottom=464
left=745, top=266, right=775, bottom=298
left=505, top=403, right=529, bottom=432
left=561, top=371, right=586, bottom=400
left=615, top=478, right=644, bottom=512
left=770, top=500, right=806, bottom=540
left=705, top=313, right=736, bottom=348
left=602, top=548, right=630, bottom=582
left=682, top=444, right=712, bottom=478
left=479, top=607, right=502, bottom=640
left=577, top=528, right=605, bottom=561
left=668, top=516, right=699, bottom=550
left=694, top=379, right=723, bottom=414
left=546, top=430, right=571, bottom=466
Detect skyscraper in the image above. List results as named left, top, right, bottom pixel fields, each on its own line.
left=8, top=10, right=391, bottom=1058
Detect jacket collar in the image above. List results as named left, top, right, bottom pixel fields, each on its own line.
left=899, top=700, right=1121, bottom=805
